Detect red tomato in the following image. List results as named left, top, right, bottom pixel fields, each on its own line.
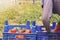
left=24, top=29, right=31, bottom=33
left=8, top=28, right=16, bottom=33
left=18, top=29, right=25, bottom=33
left=8, top=29, right=12, bottom=33
left=16, top=35, right=24, bottom=39
left=11, top=28, right=16, bottom=33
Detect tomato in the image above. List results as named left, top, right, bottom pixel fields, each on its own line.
left=8, top=30, right=12, bottom=33
left=8, top=28, right=16, bottom=33
left=24, top=29, right=31, bottom=33
left=18, top=29, right=25, bottom=33
left=11, top=28, right=16, bottom=33
left=16, top=35, right=24, bottom=39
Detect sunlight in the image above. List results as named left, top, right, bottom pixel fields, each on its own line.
left=0, top=0, right=15, bottom=11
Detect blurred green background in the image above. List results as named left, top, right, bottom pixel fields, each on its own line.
left=0, top=0, right=60, bottom=37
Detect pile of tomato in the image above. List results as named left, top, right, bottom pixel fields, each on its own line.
left=8, top=27, right=31, bottom=40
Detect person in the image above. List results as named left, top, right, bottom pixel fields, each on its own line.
left=42, top=0, right=60, bottom=40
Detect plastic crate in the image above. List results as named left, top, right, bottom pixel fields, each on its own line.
left=3, top=20, right=36, bottom=32
left=36, top=22, right=57, bottom=40
left=37, top=32, right=48, bottom=40
left=3, top=33, right=36, bottom=40
left=3, top=20, right=57, bottom=40
left=37, top=32, right=60, bottom=40
left=3, top=20, right=37, bottom=40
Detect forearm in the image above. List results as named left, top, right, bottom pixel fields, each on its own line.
left=42, top=0, right=53, bottom=32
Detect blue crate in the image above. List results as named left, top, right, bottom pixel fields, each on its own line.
left=36, top=22, right=57, bottom=40
left=3, top=20, right=37, bottom=40
left=3, top=33, right=36, bottom=40
left=3, top=20, right=36, bottom=31
left=3, top=25, right=27, bottom=32
left=37, top=32, right=48, bottom=40
left=3, top=20, right=57, bottom=40
left=37, top=32, right=60, bottom=40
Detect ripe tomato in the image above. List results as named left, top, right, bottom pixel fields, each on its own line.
left=18, top=29, right=25, bottom=33
left=8, top=28, right=16, bottom=33
left=8, top=30, right=12, bottom=33
left=11, top=28, right=16, bottom=33
left=16, top=35, right=24, bottom=39
left=24, top=29, right=31, bottom=33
